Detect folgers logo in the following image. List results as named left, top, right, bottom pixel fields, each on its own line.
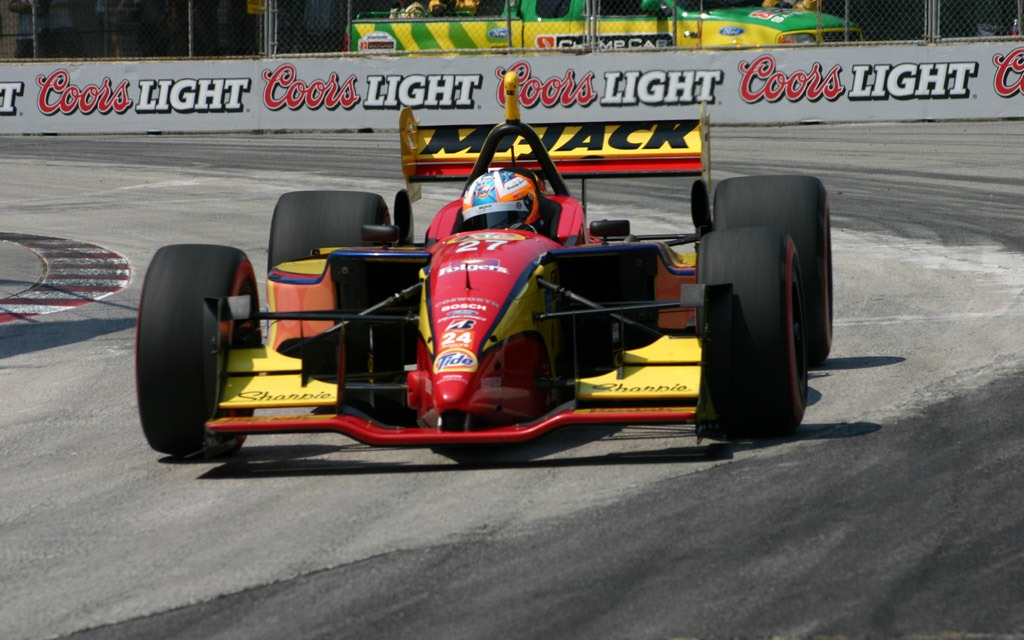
left=437, top=259, right=509, bottom=276
left=434, top=348, right=478, bottom=373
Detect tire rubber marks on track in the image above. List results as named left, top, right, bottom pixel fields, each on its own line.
left=0, top=233, right=131, bottom=324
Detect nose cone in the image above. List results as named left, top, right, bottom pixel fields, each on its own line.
left=433, top=374, right=471, bottom=412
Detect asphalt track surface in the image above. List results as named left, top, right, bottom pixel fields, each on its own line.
left=1, top=121, right=1023, bottom=639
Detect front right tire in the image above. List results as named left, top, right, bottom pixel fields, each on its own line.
left=698, top=227, right=808, bottom=438
left=713, top=175, right=832, bottom=366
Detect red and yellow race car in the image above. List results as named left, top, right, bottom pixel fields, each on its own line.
left=136, top=72, right=832, bottom=458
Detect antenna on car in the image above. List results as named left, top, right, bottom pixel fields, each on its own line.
left=504, top=70, right=520, bottom=124
left=506, top=70, right=519, bottom=170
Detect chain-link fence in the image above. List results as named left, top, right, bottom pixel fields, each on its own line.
left=1, top=0, right=1021, bottom=59
left=0, top=0, right=262, bottom=59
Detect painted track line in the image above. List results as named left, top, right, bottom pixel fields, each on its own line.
left=0, top=232, right=131, bottom=323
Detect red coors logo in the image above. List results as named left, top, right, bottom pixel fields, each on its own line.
left=738, top=55, right=844, bottom=104
left=496, top=61, right=597, bottom=108
left=993, top=48, right=1024, bottom=97
left=261, top=64, right=359, bottom=111
left=36, top=70, right=132, bottom=115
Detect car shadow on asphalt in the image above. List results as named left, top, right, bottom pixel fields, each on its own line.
left=185, top=355, right=893, bottom=479
left=192, top=419, right=882, bottom=480
left=813, top=355, right=906, bottom=371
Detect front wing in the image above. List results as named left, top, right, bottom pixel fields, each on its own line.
left=208, top=335, right=705, bottom=445
left=207, top=405, right=699, bottom=446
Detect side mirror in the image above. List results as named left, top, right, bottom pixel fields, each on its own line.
left=691, top=179, right=711, bottom=236
left=589, top=219, right=630, bottom=241
left=393, top=189, right=414, bottom=244
left=362, top=224, right=401, bottom=245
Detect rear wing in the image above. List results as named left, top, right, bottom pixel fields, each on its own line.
left=400, top=105, right=711, bottom=201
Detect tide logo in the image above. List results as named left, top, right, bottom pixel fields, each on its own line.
left=434, top=348, right=478, bottom=373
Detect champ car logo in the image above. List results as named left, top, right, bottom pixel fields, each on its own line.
left=434, top=348, right=478, bottom=373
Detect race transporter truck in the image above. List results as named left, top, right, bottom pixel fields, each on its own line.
left=351, top=0, right=861, bottom=51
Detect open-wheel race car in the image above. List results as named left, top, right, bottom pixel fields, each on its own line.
left=136, top=71, right=832, bottom=458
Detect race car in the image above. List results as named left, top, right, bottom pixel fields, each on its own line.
left=135, top=71, right=832, bottom=458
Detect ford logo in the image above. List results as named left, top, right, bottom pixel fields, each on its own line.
left=719, top=26, right=745, bottom=36
left=488, top=27, right=510, bottom=39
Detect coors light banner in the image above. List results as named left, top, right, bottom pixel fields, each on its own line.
left=1, top=44, right=1022, bottom=134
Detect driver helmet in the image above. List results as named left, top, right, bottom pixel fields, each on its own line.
left=462, top=169, right=540, bottom=231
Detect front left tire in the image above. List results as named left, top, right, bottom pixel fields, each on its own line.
left=136, top=244, right=261, bottom=457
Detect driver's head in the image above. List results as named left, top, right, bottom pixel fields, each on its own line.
left=462, top=169, right=540, bottom=231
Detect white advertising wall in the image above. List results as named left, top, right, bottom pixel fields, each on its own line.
left=1, top=43, right=1023, bottom=134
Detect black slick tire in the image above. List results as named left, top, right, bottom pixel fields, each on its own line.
left=713, top=175, right=832, bottom=365
left=136, top=244, right=261, bottom=457
left=698, top=227, right=808, bottom=438
left=267, top=191, right=390, bottom=271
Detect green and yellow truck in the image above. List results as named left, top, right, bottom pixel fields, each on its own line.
left=350, top=0, right=862, bottom=52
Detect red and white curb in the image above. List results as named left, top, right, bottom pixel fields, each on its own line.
left=0, top=233, right=131, bottom=324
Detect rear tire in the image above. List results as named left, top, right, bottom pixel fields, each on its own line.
left=699, top=228, right=808, bottom=438
left=136, top=245, right=261, bottom=457
left=267, top=190, right=390, bottom=270
left=268, top=190, right=402, bottom=418
left=713, top=175, right=832, bottom=365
